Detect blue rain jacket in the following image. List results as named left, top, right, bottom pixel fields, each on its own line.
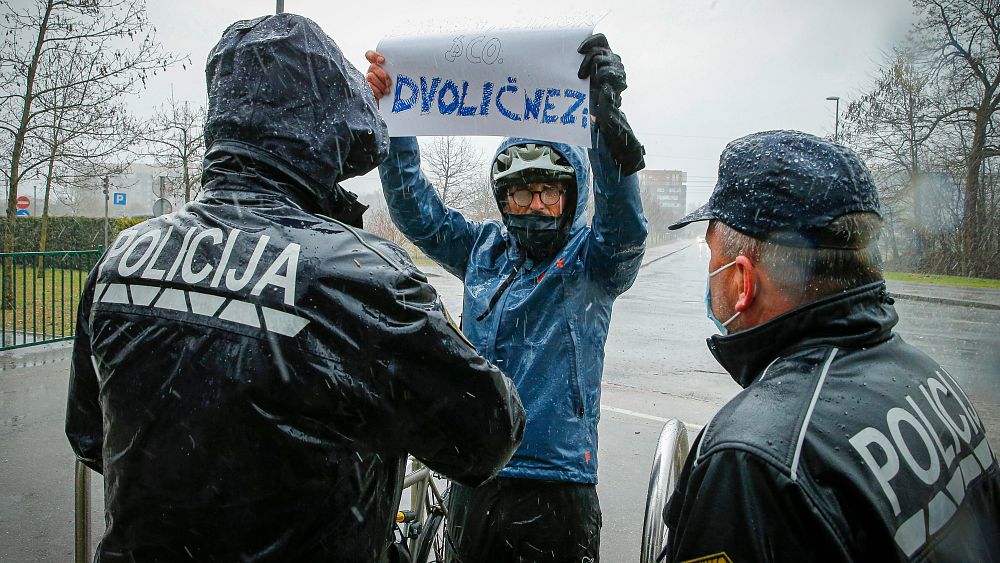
left=379, top=133, right=647, bottom=483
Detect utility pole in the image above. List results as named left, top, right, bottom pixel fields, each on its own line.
left=826, top=96, right=840, bottom=142
left=103, top=176, right=109, bottom=249
left=276, top=0, right=284, bottom=13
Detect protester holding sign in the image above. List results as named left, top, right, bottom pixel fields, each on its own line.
left=367, top=32, right=647, bottom=562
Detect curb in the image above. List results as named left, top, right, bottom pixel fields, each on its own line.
left=890, top=292, right=1000, bottom=311
left=640, top=243, right=695, bottom=269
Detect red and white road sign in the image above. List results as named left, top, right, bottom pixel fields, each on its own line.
left=15, top=196, right=30, bottom=210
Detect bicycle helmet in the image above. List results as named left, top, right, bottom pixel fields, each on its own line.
left=492, top=143, right=576, bottom=195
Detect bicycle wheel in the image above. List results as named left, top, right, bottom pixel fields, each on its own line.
left=410, top=511, right=446, bottom=562
left=640, top=419, right=690, bottom=563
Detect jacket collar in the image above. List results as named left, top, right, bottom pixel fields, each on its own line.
left=707, top=281, right=898, bottom=388
left=201, top=140, right=368, bottom=227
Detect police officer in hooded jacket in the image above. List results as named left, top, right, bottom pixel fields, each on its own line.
left=65, top=14, right=525, bottom=562
left=366, top=34, right=647, bottom=561
left=663, top=131, right=999, bottom=562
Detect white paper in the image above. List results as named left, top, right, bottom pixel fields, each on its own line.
left=376, top=26, right=594, bottom=147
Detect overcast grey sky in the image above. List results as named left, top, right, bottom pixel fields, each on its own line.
left=132, top=0, right=915, bottom=206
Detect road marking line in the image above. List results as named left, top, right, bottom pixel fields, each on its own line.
left=601, top=405, right=705, bottom=434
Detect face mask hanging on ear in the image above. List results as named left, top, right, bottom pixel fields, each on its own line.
left=705, top=259, right=741, bottom=334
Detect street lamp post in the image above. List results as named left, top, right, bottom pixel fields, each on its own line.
left=826, top=96, right=840, bottom=142
left=276, top=0, right=284, bottom=13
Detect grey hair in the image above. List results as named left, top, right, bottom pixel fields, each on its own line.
left=710, top=213, right=885, bottom=303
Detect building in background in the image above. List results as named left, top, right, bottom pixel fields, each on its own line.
left=11, top=162, right=186, bottom=219
left=639, top=169, right=688, bottom=244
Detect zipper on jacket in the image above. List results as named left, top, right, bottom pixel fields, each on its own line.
left=476, top=255, right=526, bottom=322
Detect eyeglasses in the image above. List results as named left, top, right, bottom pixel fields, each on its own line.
left=508, top=186, right=565, bottom=207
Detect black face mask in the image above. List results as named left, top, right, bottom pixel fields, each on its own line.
left=506, top=214, right=563, bottom=259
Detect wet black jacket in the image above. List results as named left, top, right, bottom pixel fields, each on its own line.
left=664, top=282, right=999, bottom=562
left=65, top=14, right=524, bottom=562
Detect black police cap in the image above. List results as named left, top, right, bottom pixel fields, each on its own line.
left=668, top=130, right=881, bottom=249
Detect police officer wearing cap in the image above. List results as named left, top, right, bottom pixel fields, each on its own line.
left=663, top=130, right=999, bottom=562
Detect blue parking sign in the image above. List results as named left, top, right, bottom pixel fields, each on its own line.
left=113, top=192, right=126, bottom=206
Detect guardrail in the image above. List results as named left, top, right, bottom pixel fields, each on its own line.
left=0, top=249, right=102, bottom=351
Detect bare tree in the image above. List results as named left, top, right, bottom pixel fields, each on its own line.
left=464, top=168, right=501, bottom=222
left=0, top=0, right=184, bottom=304
left=31, top=41, right=138, bottom=271
left=419, top=136, right=486, bottom=212
left=914, top=0, right=1000, bottom=275
left=844, top=40, right=940, bottom=267
left=843, top=1, right=1000, bottom=277
left=141, top=92, right=205, bottom=202
left=365, top=203, right=408, bottom=247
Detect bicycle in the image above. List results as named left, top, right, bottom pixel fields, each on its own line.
left=639, top=418, right=691, bottom=563
left=391, top=457, right=451, bottom=563
left=74, top=455, right=451, bottom=563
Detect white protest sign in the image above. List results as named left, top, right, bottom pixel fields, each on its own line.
left=376, top=26, right=594, bottom=147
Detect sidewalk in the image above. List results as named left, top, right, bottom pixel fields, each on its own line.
left=641, top=239, right=999, bottom=310
left=886, top=280, right=1000, bottom=310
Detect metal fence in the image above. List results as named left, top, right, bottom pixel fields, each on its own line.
left=0, top=249, right=103, bottom=351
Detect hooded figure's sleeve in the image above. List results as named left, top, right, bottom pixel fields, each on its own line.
left=302, top=246, right=525, bottom=486
left=377, top=137, right=482, bottom=279
left=65, top=272, right=104, bottom=475
left=586, top=130, right=648, bottom=296
left=369, top=266, right=525, bottom=485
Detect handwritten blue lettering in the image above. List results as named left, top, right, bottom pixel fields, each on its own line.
left=458, top=81, right=478, bottom=116
left=420, top=77, right=442, bottom=114
left=479, top=81, right=494, bottom=116
left=438, top=80, right=460, bottom=115
left=541, top=88, right=561, bottom=124
left=496, top=77, right=521, bottom=121
left=524, top=89, right=545, bottom=121
left=390, top=73, right=588, bottom=131
left=562, top=89, right=586, bottom=125
left=392, top=74, right=418, bottom=113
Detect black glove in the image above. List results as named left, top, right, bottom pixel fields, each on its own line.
left=578, top=33, right=645, bottom=176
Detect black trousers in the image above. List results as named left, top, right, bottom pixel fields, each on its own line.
left=444, top=477, right=601, bottom=563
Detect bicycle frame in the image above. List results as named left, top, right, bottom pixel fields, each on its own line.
left=400, top=458, right=449, bottom=551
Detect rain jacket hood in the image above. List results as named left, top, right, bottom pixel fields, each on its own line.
left=493, top=137, right=590, bottom=237
left=379, top=133, right=648, bottom=483
left=204, top=13, right=387, bottom=223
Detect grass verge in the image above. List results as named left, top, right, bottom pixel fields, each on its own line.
left=885, top=272, right=1000, bottom=289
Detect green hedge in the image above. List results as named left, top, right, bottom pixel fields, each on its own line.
left=0, top=216, right=148, bottom=252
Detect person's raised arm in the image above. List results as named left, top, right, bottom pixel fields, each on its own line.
left=578, top=35, right=648, bottom=296
left=299, top=238, right=525, bottom=486
left=366, top=50, right=482, bottom=279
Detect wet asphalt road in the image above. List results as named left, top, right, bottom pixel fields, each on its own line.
left=422, top=238, right=1000, bottom=561
left=0, top=238, right=997, bottom=561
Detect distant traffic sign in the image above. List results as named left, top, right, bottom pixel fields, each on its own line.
left=15, top=195, right=30, bottom=210
left=152, top=198, right=173, bottom=217
left=16, top=209, right=29, bottom=217
left=112, top=193, right=126, bottom=206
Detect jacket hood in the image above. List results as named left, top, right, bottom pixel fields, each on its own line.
left=204, top=14, right=387, bottom=214
left=707, top=281, right=898, bottom=388
left=493, top=137, right=591, bottom=237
